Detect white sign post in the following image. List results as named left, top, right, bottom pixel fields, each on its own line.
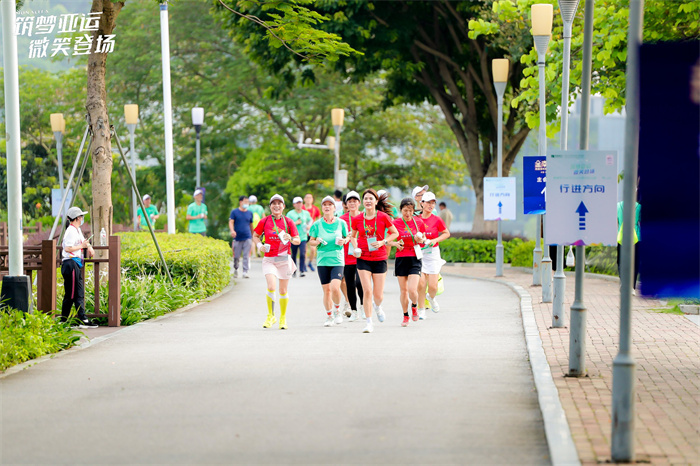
left=484, top=177, right=517, bottom=221
left=546, top=150, right=617, bottom=245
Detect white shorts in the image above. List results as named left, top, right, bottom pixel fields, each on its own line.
left=421, top=245, right=446, bottom=275
left=262, top=255, right=296, bottom=280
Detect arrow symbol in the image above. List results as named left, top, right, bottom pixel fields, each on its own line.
left=498, top=201, right=503, bottom=214
left=541, top=185, right=546, bottom=202
left=576, top=201, right=588, bottom=230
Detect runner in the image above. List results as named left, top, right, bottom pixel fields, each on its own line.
left=412, top=185, right=429, bottom=216
left=350, top=189, right=399, bottom=333
left=286, top=197, right=312, bottom=277
left=303, top=193, right=321, bottom=271
left=308, top=196, right=350, bottom=327
left=252, top=194, right=301, bottom=330
left=248, top=195, right=265, bottom=258
left=388, top=198, right=427, bottom=327
left=340, top=191, right=364, bottom=322
left=417, top=192, right=451, bottom=320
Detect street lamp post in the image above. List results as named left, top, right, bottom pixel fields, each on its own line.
left=50, top=113, right=66, bottom=194
left=192, top=107, right=204, bottom=188
left=553, top=0, right=581, bottom=327
left=160, top=2, right=176, bottom=234
left=331, top=108, right=344, bottom=190
left=493, top=58, right=509, bottom=277
left=532, top=3, right=553, bottom=299
left=124, top=104, right=139, bottom=231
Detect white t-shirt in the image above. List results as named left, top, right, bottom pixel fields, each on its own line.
left=62, top=224, right=85, bottom=262
left=334, top=200, right=344, bottom=216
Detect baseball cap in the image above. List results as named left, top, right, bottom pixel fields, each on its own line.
left=269, top=194, right=285, bottom=205
left=249, top=195, right=258, bottom=203
left=346, top=190, right=360, bottom=201
left=194, top=189, right=203, bottom=197
left=293, top=196, right=303, bottom=204
left=66, top=206, right=88, bottom=219
left=143, top=194, right=151, bottom=200
left=321, top=195, right=335, bottom=205
left=411, top=185, right=429, bottom=198
left=377, top=189, right=387, bottom=197
left=422, top=191, right=436, bottom=203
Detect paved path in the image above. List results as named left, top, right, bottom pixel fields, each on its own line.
left=443, top=264, right=700, bottom=465
left=1, top=262, right=549, bottom=465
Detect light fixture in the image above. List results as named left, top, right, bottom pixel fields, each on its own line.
left=492, top=58, right=509, bottom=83
left=124, top=104, right=139, bottom=125
left=191, top=107, right=204, bottom=127
left=50, top=113, right=64, bottom=133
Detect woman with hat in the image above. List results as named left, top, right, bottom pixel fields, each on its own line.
left=350, top=189, right=399, bottom=333
left=340, top=191, right=364, bottom=322
left=61, top=206, right=97, bottom=328
left=252, top=194, right=301, bottom=330
left=417, top=192, right=451, bottom=319
left=307, top=196, right=350, bottom=327
left=412, top=185, right=429, bottom=216
left=286, top=196, right=312, bottom=277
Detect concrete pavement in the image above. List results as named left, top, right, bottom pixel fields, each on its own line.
left=1, top=262, right=550, bottom=464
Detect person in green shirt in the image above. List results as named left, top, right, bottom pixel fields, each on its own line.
left=136, top=194, right=159, bottom=230
left=308, top=196, right=350, bottom=327
left=248, top=195, right=265, bottom=257
left=186, top=189, right=208, bottom=235
left=286, top=197, right=313, bottom=277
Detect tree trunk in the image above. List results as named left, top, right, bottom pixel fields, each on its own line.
left=86, top=0, right=123, bottom=240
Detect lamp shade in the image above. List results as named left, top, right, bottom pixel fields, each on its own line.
left=124, top=104, right=139, bottom=125
left=50, top=113, right=64, bottom=133
left=492, top=59, right=509, bottom=83
left=331, top=108, right=344, bottom=127
left=531, top=3, right=554, bottom=36
left=327, top=136, right=335, bottom=150
left=192, top=107, right=204, bottom=126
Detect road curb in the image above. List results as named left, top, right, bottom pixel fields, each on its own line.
left=441, top=270, right=581, bottom=466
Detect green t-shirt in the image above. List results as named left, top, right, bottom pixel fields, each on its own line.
left=286, top=209, right=313, bottom=242
left=249, top=204, right=265, bottom=219
left=136, top=205, right=159, bottom=228
left=187, top=202, right=208, bottom=233
left=309, top=218, right=348, bottom=267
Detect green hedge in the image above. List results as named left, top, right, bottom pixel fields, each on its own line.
left=439, top=237, right=526, bottom=263
left=119, top=232, right=231, bottom=295
left=509, top=240, right=618, bottom=275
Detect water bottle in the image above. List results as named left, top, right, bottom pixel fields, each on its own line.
left=100, top=227, right=107, bottom=246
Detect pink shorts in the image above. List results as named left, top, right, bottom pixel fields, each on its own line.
left=262, top=255, right=296, bottom=280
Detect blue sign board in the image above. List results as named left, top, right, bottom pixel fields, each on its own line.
left=523, top=156, right=546, bottom=214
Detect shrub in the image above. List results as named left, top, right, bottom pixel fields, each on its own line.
left=508, top=241, right=618, bottom=275
left=440, top=237, right=525, bottom=263
left=510, top=241, right=537, bottom=267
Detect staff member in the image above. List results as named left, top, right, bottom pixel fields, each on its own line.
left=252, top=194, right=301, bottom=330
left=389, top=198, right=427, bottom=327
left=286, top=197, right=313, bottom=277
left=350, top=189, right=399, bottom=333
left=417, top=192, right=450, bottom=319
left=229, top=195, right=254, bottom=278
left=61, top=206, right=97, bottom=328
left=340, top=191, right=364, bottom=322
left=308, top=196, right=350, bottom=327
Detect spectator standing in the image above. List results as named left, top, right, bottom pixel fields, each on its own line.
left=438, top=202, right=453, bottom=229
left=186, top=189, right=208, bottom=236
left=136, top=194, right=160, bottom=230
left=230, top=195, right=254, bottom=278
left=61, top=206, right=97, bottom=328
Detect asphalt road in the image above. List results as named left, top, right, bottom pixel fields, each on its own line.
left=1, top=260, right=549, bottom=465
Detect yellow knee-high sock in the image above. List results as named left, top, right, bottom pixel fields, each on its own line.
left=279, top=293, right=289, bottom=318
left=266, top=289, right=276, bottom=315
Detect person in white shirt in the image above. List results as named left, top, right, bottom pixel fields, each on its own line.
left=61, top=206, right=97, bottom=328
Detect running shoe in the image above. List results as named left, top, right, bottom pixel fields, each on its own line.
left=308, top=263, right=316, bottom=271
left=418, top=309, right=426, bottom=320
left=243, top=272, right=249, bottom=279
left=279, top=317, right=287, bottom=330
left=300, top=273, right=306, bottom=277
left=342, top=303, right=351, bottom=317
left=375, top=304, right=386, bottom=323
left=263, top=314, right=277, bottom=328
left=76, top=318, right=98, bottom=329
left=324, top=315, right=334, bottom=327
left=362, top=322, right=374, bottom=333
left=234, top=269, right=239, bottom=278
left=333, top=310, right=343, bottom=325
left=428, top=296, right=440, bottom=313
left=401, top=315, right=410, bottom=327
left=411, top=308, right=419, bottom=322
left=348, top=310, right=358, bottom=322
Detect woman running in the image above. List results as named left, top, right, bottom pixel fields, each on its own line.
left=388, top=198, right=427, bottom=327
left=350, top=189, right=399, bottom=333
left=417, top=192, right=451, bottom=320
left=340, top=191, right=364, bottom=322
left=287, top=196, right=312, bottom=277
left=303, top=193, right=321, bottom=271
left=252, top=194, right=301, bottom=330
left=308, top=196, right=350, bottom=327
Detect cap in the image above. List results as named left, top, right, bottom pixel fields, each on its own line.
left=293, top=196, right=303, bottom=204
left=377, top=189, right=387, bottom=197
left=143, top=194, right=151, bottom=200
left=346, top=190, right=360, bottom=201
left=194, top=189, right=203, bottom=197
left=321, top=196, right=335, bottom=205
left=269, top=194, right=285, bottom=205
left=422, top=191, right=436, bottom=203
left=411, top=185, right=429, bottom=199
left=66, top=206, right=88, bottom=219
left=249, top=195, right=258, bottom=203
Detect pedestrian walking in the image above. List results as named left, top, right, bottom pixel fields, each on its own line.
left=252, top=194, right=301, bottom=330
left=308, top=196, right=350, bottom=327
left=340, top=191, right=364, bottom=322
left=186, top=189, right=208, bottom=236
left=412, top=185, right=429, bottom=216
left=136, top=194, right=159, bottom=230
left=350, top=189, right=399, bottom=333
left=388, top=198, right=427, bottom=327
left=229, top=195, right=254, bottom=278
left=438, top=202, right=453, bottom=229
left=287, top=197, right=313, bottom=277
left=417, top=192, right=451, bottom=319
left=617, top=198, right=641, bottom=294
left=303, top=193, right=321, bottom=271
left=61, top=206, right=97, bottom=328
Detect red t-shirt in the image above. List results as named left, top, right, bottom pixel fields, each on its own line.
left=392, top=217, right=426, bottom=258
left=351, top=211, right=394, bottom=261
left=420, top=214, right=447, bottom=247
left=303, top=204, right=321, bottom=221
left=340, top=213, right=358, bottom=265
left=254, top=215, right=299, bottom=257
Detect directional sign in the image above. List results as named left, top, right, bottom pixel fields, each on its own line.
left=51, top=188, right=73, bottom=217
left=484, top=177, right=516, bottom=221
left=545, top=151, right=617, bottom=246
left=523, top=156, right=546, bottom=214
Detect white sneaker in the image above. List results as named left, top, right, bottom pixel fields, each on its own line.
left=348, top=310, right=358, bottom=322
left=234, top=269, right=239, bottom=278
left=362, top=322, right=374, bottom=333
left=375, top=304, right=386, bottom=323
left=324, top=315, right=333, bottom=327
left=418, top=308, right=426, bottom=320
left=333, top=310, right=343, bottom=325
left=428, top=296, right=440, bottom=313
left=242, top=272, right=249, bottom=279
left=342, top=303, right=351, bottom=317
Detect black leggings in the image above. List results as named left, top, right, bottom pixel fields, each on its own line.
left=617, top=243, right=640, bottom=290
left=343, top=264, right=364, bottom=311
left=61, top=259, right=86, bottom=321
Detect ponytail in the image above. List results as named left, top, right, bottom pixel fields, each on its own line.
left=64, top=217, right=73, bottom=229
